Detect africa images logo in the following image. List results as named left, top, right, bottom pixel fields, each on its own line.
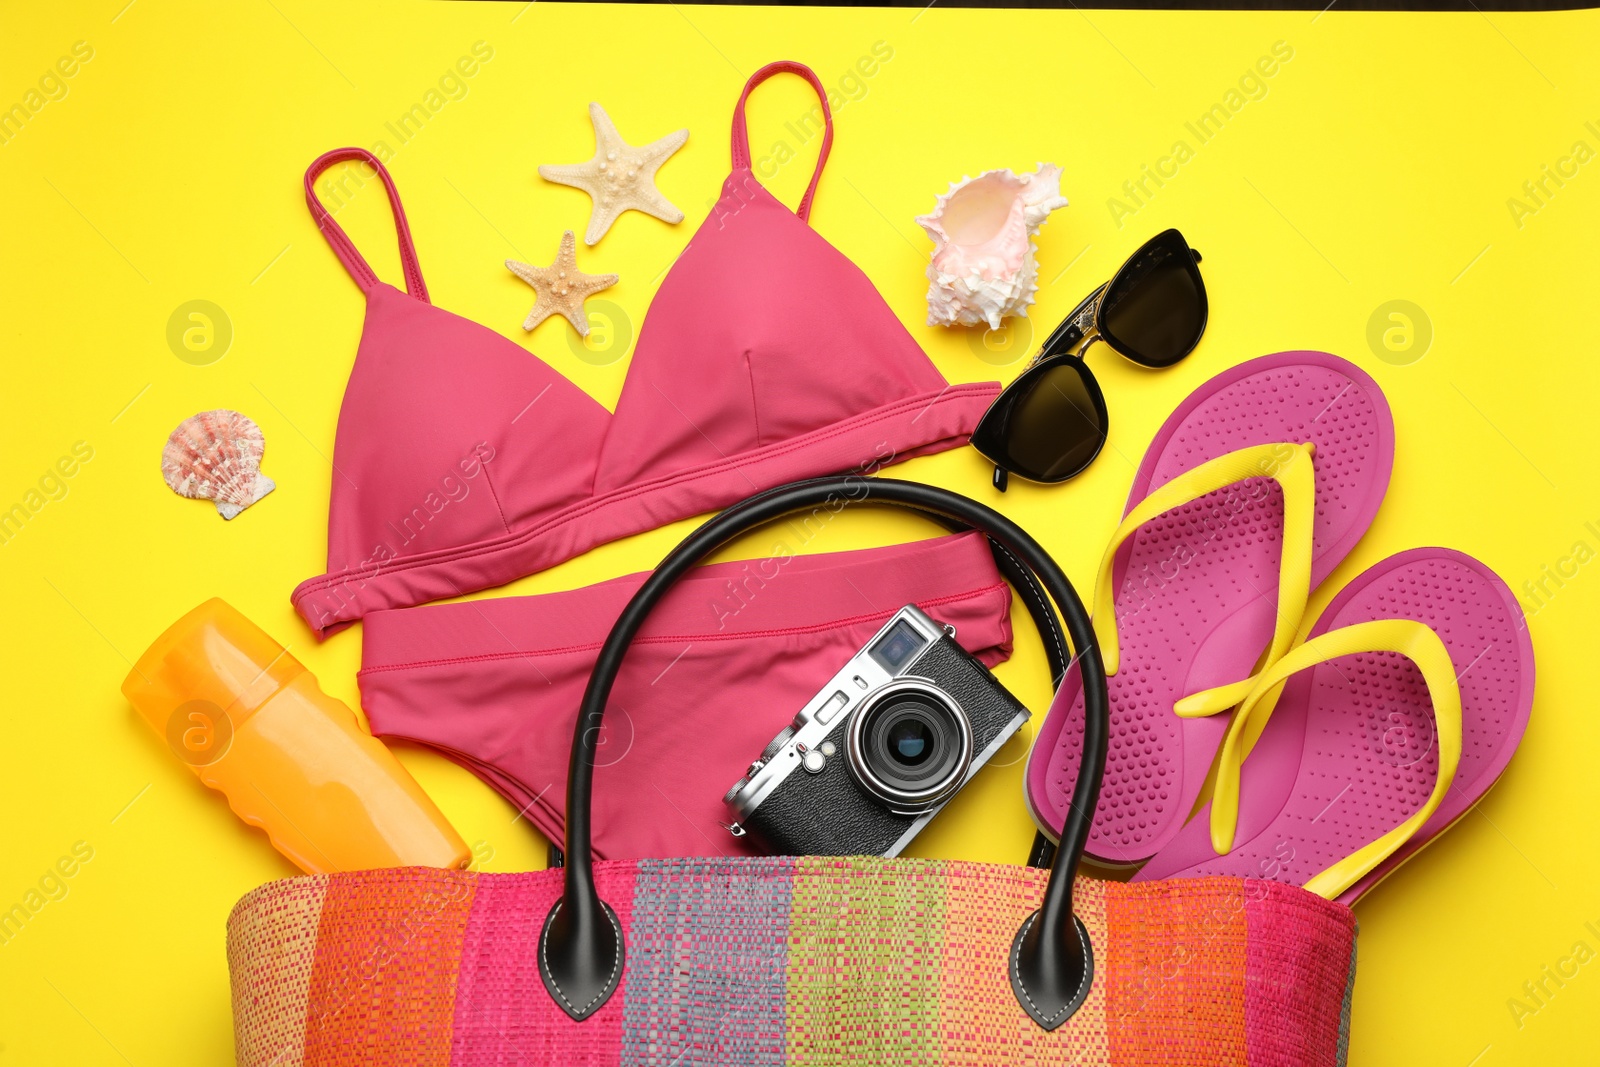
left=1107, top=41, right=1295, bottom=228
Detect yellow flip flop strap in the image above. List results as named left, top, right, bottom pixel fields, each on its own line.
left=1092, top=442, right=1317, bottom=719
left=1207, top=618, right=1464, bottom=901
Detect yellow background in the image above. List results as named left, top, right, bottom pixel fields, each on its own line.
left=2, top=2, right=1596, bottom=1062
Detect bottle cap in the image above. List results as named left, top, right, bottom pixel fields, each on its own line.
left=122, top=598, right=306, bottom=739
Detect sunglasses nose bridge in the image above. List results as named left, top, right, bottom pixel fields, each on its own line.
left=1036, top=284, right=1109, bottom=364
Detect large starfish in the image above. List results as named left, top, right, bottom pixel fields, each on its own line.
left=538, top=103, right=688, bottom=246
left=506, top=231, right=618, bottom=337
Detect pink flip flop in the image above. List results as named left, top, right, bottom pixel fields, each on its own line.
left=1025, top=351, right=1394, bottom=865
left=1133, top=548, right=1535, bottom=905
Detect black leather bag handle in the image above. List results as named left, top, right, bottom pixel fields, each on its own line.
left=539, top=477, right=1109, bottom=1031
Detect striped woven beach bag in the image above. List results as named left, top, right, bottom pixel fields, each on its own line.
left=228, top=480, right=1358, bottom=1065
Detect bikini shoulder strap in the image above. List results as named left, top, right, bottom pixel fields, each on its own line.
left=303, top=147, right=430, bottom=301
left=729, top=61, right=834, bottom=224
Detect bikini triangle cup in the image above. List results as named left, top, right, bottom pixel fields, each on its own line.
left=291, top=61, right=1001, bottom=637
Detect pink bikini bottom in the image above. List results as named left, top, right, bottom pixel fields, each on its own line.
left=359, top=532, right=1015, bottom=861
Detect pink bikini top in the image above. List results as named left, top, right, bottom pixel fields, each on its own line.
left=291, top=61, right=1000, bottom=637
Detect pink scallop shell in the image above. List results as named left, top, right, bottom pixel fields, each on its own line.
left=161, top=409, right=275, bottom=520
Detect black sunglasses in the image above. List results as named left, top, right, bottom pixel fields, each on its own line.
left=970, top=228, right=1206, bottom=491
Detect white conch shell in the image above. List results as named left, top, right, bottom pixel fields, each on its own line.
left=916, top=163, right=1069, bottom=330
left=161, top=409, right=276, bottom=520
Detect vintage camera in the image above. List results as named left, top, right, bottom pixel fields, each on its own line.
left=723, top=605, right=1030, bottom=857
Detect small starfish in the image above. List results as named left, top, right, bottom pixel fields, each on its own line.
left=506, top=231, right=618, bottom=337
left=538, top=102, right=688, bottom=246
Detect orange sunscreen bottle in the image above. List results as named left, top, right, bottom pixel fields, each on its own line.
left=122, top=598, right=469, bottom=873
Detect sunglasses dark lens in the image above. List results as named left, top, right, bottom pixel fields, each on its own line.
left=1100, top=235, right=1205, bottom=368
left=981, top=361, right=1107, bottom=483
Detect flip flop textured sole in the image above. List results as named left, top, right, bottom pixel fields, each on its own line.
left=1027, top=351, right=1394, bottom=864
left=1133, top=548, right=1534, bottom=906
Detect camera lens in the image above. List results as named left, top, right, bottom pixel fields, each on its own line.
left=887, top=719, right=932, bottom=765
left=847, top=682, right=974, bottom=809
